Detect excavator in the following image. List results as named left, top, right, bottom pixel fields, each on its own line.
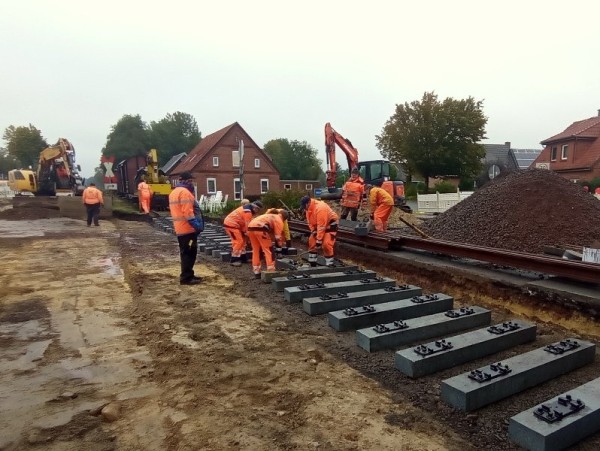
left=134, top=149, right=172, bottom=210
left=323, top=122, right=411, bottom=212
left=8, top=138, right=85, bottom=196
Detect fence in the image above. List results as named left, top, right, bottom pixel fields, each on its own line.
left=416, top=190, right=474, bottom=214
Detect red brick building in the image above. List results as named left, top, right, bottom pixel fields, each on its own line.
left=171, top=123, right=280, bottom=200
left=533, top=111, right=600, bottom=182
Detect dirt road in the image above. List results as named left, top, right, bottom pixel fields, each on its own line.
left=1, top=206, right=473, bottom=450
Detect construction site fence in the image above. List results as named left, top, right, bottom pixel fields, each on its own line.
left=417, top=190, right=474, bottom=214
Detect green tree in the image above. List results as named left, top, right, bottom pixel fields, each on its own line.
left=264, top=139, right=323, bottom=180
left=2, top=124, right=48, bottom=168
left=376, top=91, right=487, bottom=190
left=149, top=111, right=202, bottom=164
left=334, top=163, right=349, bottom=188
left=102, top=115, right=150, bottom=162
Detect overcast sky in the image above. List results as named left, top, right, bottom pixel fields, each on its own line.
left=1, top=0, right=599, bottom=177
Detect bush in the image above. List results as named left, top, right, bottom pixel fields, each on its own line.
left=459, top=178, right=476, bottom=191
left=405, top=182, right=426, bottom=199
left=432, top=180, right=457, bottom=193
left=260, top=189, right=306, bottom=210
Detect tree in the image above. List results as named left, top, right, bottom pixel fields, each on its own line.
left=334, top=163, right=349, bottom=188
left=102, top=115, right=150, bottom=162
left=149, top=112, right=202, bottom=164
left=376, top=92, right=487, bottom=191
left=2, top=124, right=48, bottom=168
left=264, top=139, right=323, bottom=180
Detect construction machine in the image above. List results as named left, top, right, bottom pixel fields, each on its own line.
left=323, top=122, right=411, bottom=212
left=8, top=138, right=85, bottom=196
left=134, top=149, right=172, bottom=210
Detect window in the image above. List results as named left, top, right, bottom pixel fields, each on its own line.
left=212, top=156, right=219, bottom=167
left=561, top=145, right=568, bottom=160
left=207, top=178, right=216, bottom=194
left=260, top=178, right=269, bottom=194
left=254, top=158, right=260, bottom=168
left=232, top=150, right=240, bottom=168
left=551, top=146, right=557, bottom=161
left=233, top=178, right=241, bottom=200
left=284, top=183, right=292, bottom=190
left=305, top=183, right=313, bottom=190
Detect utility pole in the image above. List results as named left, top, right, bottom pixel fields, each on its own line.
left=238, top=139, right=245, bottom=200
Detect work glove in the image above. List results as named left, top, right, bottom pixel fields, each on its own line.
left=311, top=230, right=317, bottom=237
left=188, top=217, right=204, bottom=233
left=369, top=214, right=374, bottom=220
left=315, top=240, right=322, bottom=249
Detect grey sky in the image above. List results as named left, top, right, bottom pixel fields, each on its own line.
left=1, top=0, right=599, bottom=177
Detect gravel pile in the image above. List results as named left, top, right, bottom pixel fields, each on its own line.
left=424, top=169, right=600, bottom=254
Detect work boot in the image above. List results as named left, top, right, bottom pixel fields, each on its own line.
left=254, top=273, right=261, bottom=280
left=240, top=253, right=248, bottom=264
left=230, top=257, right=242, bottom=267
left=308, top=252, right=318, bottom=267
left=180, top=279, right=201, bottom=285
left=325, top=257, right=335, bottom=267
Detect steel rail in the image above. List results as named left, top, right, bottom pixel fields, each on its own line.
left=288, top=220, right=600, bottom=284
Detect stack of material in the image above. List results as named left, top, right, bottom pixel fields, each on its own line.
left=424, top=169, right=600, bottom=254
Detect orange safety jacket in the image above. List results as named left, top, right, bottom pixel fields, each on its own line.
left=341, top=177, right=365, bottom=208
left=224, top=206, right=254, bottom=233
left=169, top=186, right=196, bottom=236
left=266, top=208, right=291, bottom=241
left=137, top=181, right=153, bottom=197
left=82, top=186, right=104, bottom=205
left=248, top=213, right=285, bottom=246
left=369, top=187, right=393, bottom=213
left=306, top=199, right=338, bottom=242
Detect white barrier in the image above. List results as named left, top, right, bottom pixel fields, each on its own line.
left=417, top=190, right=474, bottom=214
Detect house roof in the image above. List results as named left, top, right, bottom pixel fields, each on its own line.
left=541, top=115, right=600, bottom=144
left=161, top=152, right=187, bottom=175
left=482, top=143, right=519, bottom=170
left=511, top=148, right=543, bottom=169
left=171, top=122, right=270, bottom=175
left=536, top=114, right=600, bottom=171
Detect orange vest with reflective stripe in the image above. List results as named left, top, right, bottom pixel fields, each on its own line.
left=169, top=186, right=196, bottom=235
left=224, top=206, right=253, bottom=232
left=341, top=178, right=364, bottom=208
left=306, top=200, right=338, bottom=241
left=82, top=186, right=103, bottom=205
left=248, top=213, right=284, bottom=243
left=138, top=181, right=152, bottom=197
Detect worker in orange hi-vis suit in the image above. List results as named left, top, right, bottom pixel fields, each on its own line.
left=247, top=210, right=287, bottom=279
left=82, top=182, right=104, bottom=227
left=224, top=200, right=263, bottom=267
left=137, top=179, right=153, bottom=214
left=367, top=184, right=394, bottom=232
left=340, top=168, right=365, bottom=221
left=300, top=196, right=339, bottom=266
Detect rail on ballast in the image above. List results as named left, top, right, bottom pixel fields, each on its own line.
left=287, top=219, right=600, bottom=285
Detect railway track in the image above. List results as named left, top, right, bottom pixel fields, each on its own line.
left=288, top=219, right=600, bottom=284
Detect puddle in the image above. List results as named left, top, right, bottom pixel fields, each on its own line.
left=88, top=254, right=123, bottom=276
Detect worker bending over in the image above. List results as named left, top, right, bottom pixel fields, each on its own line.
left=137, top=178, right=153, bottom=214
left=340, top=167, right=364, bottom=221
left=367, top=184, right=394, bottom=232
left=224, top=200, right=263, bottom=266
left=247, top=210, right=288, bottom=279
left=301, top=196, right=339, bottom=266
left=266, top=208, right=292, bottom=248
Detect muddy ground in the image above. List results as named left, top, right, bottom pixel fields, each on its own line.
left=1, top=199, right=599, bottom=450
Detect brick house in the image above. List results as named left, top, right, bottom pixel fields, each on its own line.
left=171, top=122, right=280, bottom=200
left=533, top=111, right=600, bottom=182
left=279, top=179, right=321, bottom=193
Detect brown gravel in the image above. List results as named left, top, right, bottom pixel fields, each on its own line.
left=424, top=169, right=600, bottom=254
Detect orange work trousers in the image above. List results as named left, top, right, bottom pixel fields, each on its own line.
left=373, top=204, right=393, bottom=232
left=139, top=195, right=151, bottom=214
left=308, top=232, right=337, bottom=258
left=248, top=230, right=275, bottom=274
left=225, top=227, right=246, bottom=258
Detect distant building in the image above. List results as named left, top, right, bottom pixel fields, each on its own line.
left=279, top=180, right=321, bottom=192
left=533, top=110, right=600, bottom=182
left=171, top=122, right=281, bottom=200
left=161, top=152, right=187, bottom=176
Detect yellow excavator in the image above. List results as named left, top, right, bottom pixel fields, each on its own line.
left=135, top=149, right=172, bottom=209
left=8, top=138, right=85, bottom=196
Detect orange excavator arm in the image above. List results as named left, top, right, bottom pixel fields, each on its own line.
left=324, top=122, right=360, bottom=189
